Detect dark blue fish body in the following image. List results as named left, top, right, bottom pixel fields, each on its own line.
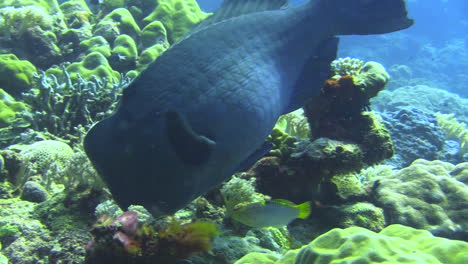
left=84, top=0, right=413, bottom=214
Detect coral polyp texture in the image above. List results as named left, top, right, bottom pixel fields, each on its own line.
left=234, top=225, right=468, bottom=264
left=374, top=159, right=468, bottom=240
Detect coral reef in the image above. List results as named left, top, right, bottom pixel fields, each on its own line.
left=220, top=175, right=266, bottom=213
left=274, top=109, right=310, bottom=139
left=0, top=187, right=106, bottom=264
left=379, top=108, right=446, bottom=167
left=374, top=159, right=468, bottom=240
left=372, top=84, right=468, bottom=124
left=435, top=112, right=468, bottom=157
left=21, top=67, right=129, bottom=145
left=85, top=211, right=218, bottom=264
left=248, top=138, right=364, bottom=204
left=0, top=1, right=464, bottom=263
left=0, top=89, right=28, bottom=128
left=0, top=54, right=37, bottom=96
left=234, top=225, right=468, bottom=264
left=305, top=60, right=393, bottom=165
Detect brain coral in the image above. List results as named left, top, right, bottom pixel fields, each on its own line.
left=18, top=140, right=74, bottom=189
left=374, top=159, right=468, bottom=240
left=234, top=225, right=468, bottom=264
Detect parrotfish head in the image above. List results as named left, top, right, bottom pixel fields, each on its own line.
left=84, top=106, right=219, bottom=215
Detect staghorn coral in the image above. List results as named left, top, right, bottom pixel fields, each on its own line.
left=21, top=66, right=129, bottom=145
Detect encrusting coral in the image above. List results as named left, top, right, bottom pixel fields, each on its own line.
left=85, top=211, right=219, bottom=264
left=234, top=225, right=468, bottom=264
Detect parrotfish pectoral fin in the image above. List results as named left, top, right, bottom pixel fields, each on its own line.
left=284, top=37, right=338, bottom=114
left=235, top=142, right=272, bottom=172
left=165, top=111, right=216, bottom=165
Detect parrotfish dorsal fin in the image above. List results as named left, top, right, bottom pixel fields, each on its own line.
left=283, top=37, right=339, bottom=114
left=165, top=111, right=216, bottom=165
left=196, top=0, right=289, bottom=30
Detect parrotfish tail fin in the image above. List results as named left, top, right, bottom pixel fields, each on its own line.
left=296, top=201, right=311, bottom=219
left=322, top=0, right=414, bottom=35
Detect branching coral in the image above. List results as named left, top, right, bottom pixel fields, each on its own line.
left=21, top=66, right=130, bottom=145
left=330, top=57, right=364, bottom=77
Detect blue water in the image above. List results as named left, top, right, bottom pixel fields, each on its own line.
left=198, top=0, right=468, bottom=97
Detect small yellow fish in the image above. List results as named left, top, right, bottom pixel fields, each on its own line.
left=231, top=199, right=311, bottom=228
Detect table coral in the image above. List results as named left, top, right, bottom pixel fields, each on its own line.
left=235, top=225, right=468, bottom=264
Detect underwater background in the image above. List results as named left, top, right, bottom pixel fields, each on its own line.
left=0, top=0, right=467, bottom=263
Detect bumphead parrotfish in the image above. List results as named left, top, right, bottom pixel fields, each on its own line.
left=84, top=0, right=413, bottom=215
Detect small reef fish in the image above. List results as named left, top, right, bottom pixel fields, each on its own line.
left=84, top=0, right=413, bottom=215
left=231, top=200, right=311, bottom=228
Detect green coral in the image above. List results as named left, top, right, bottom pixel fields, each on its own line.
left=354, top=61, right=390, bottom=98
left=0, top=54, right=37, bottom=96
left=330, top=57, right=364, bottom=76
left=374, top=159, right=468, bottom=239
left=234, top=253, right=279, bottom=264
left=17, top=140, right=74, bottom=186
left=99, top=0, right=126, bottom=15
left=66, top=52, right=120, bottom=84
left=0, top=89, right=28, bottom=128
left=220, top=175, right=266, bottom=214
left=0, top=5, right=53, bottom=39
left=275, top=109, right=310, bottom=139
left=141, top=20, right=169, bottom=49
left=0, top=222, right=20, bottom=238
left=79, top=36, right=112, bottom=57
left=235, top=225, right=468, bottom=264
left=110, top=34, right=138, bottom=71
left=93, top=8, right=141, bottom=42
left=435, top=112, right=468, bottom=155
left=142, top=0, right=210, bottom=43
left=137, top=43, right=168, bottom=71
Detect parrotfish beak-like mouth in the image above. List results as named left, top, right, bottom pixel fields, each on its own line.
left=84, top=114, right=200, bottom=216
